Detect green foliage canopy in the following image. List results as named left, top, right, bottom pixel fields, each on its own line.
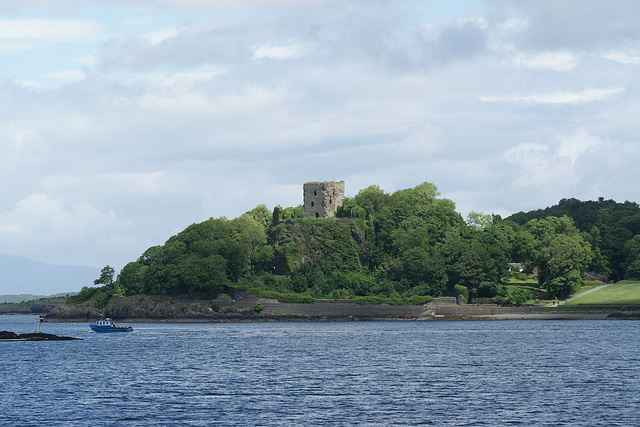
left=91, top=184, right=637, bottom=307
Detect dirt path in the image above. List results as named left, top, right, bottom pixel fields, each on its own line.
left=553, top=283, right=613, bottom=307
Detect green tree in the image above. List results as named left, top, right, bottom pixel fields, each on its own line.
left=94, top=265, right=115, bottom=286
left=117, top=261, right=145, bottom=295
left=537, top=233, right=592, bottom=299
left=507, top=287, right=531, bottom=305
left=253, top=245, right=275, bottom=272
left=232, top=214, right=268, bottom=274
left=513, top=216, right=594, bottom=299
left=244, top=204, right=272, bottom=230
left=353, top=185, right=390, bottom=215
left=623, top=235, right=640, bottom=279
left=513, top=230, right=537, bottom=266
left=466, top=211, right=493, bottom=229
left=453, top=284, right=468, bottom=303
left=272, top=205, right=283, bottom=224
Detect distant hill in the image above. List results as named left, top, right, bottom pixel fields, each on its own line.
left=0, top=293, right=78, bottom=304
left=0, top=294, right=45, bottom=303
left=0, top=256, right=99, bottom=295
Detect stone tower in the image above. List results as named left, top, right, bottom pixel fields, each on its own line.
left=303, top=181, right=345, bottom=218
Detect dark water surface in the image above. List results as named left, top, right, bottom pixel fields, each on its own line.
left=1, top=315, right=639, bottom=426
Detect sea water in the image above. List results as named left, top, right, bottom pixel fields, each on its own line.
left=1, top=315, right=639, bottom=426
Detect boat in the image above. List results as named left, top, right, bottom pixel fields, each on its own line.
left=90, top=318, right=133, bottom=333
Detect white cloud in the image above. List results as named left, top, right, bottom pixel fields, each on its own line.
left=0, top=0, right=640, bottom=284
left=12, top=78, right=42, bottom=89
left=41, top=171, right=190, bottom=198
left=0, top=194, right=132, bottom=263
left=45, top=69, right=86, bottom=81
left=0, top=19, right=103, bottom=50
left=503, top=142, right=549, bottom=164
left=142, top=26, right=186, bottom=45
left=397, top=126, right=442, bottom=158
left=252, top=41, right=306, bottom=60
left=3, top=124, right=30, bottom=151
left=502, top=128, right=602, bottom=188
left=480, top=87, right=624, bottom=104
left=512, top=50, right=578, bottom=71
left=151, top=0, right=337, bottom=9
left=556, top=128, right=601, bottom=165
left=602, top=51, right=640, bottom=65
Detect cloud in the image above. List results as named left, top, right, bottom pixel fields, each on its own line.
left=502, top=128, right=601, bottom=188
left=480, top=87, right=624, bottom=104
left=487, top=0, right=640, bottom=51
left=0, top=194, right=132, bottom=264
left=142, top=26, right=186, bottom=45
left=0, top=18, right=103, bottom=51
left=1, top=0, right=640, bottom=281
left=556, top=128, right=601, bottom=165
left=602, top=51, right=640, bottom=65
left=44, top=69, right=87, bottom=81
left=511, top=50, right=578, bottom=71
left=252, top=41, right=307, bottom=60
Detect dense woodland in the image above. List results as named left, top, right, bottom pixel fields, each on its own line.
left=73, top=182, right=640, bottom=309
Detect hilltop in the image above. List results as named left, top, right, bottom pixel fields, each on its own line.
left=46, top=182, right=640, bottom=320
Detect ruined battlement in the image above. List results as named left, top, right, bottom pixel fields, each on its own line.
left=303, top=181, right=345, bottom=218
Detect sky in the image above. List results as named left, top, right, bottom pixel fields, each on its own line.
left=1, top=0, right=640, bottom=289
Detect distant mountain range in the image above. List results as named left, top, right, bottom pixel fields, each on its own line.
left=0, top=255, right=99, bottom=296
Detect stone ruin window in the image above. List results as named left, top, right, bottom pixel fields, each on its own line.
left=314, top=190, right=317, bottom=196
left=311, top=201, right=314, bottom=207
left=329, top=198, right=332, bottom=204
left=315, top=212, right=319, bottom=218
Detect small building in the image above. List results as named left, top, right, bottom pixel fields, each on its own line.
left=508, top=263, right=524, bottom=272
left=303, top=181, right=345, bottom=218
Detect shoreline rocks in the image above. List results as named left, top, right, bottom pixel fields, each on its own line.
left=43, top=294, right=640, bottom=323
left=0, top=331, right=81, bottom=340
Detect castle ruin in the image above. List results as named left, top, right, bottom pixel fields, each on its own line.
left=303, top=181, right=345, bottom=218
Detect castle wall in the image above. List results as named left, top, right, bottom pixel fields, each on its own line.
left=303, top=181, right=345, bottom=218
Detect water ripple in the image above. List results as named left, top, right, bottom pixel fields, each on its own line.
left=1, top=317, right=640, bottom=426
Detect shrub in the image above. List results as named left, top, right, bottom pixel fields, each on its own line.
left=453, top=284, right=469, bottom=303
left=67, top=286, right=100, bottom=304
left=353, top=296, right=384, bottom=305
left=477, top=282, right=499, bottom=298
left=506, top=287, right=531, bottom=306
left=584, top=272, right=608, bottom=282
left=91, top=290, right=111, bottom=310
left=494, top=296, right=507, bottom=306
left=276, top=293, right=315, bottom=304
left=329, top=288, right=352, bottom=299
left=406, top=295, right=434, bottom=305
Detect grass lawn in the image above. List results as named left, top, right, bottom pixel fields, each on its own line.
left=501, top=282, right=551, bottom=305
left=573, top=281, right=604, bottom=295
left=565, top=281, right=640, bottom=306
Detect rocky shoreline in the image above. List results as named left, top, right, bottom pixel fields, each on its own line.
left=38, top=293, right=640, bottom=323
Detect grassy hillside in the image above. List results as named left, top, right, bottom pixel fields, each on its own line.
left=0, top=294, right=45, bottom=303
left=0, top=296, right=69, bottom=314
left=564, top=281, right=640, bottom=306
left=0, top=293, right=76, bottom=303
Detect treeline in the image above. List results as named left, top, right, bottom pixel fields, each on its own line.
left=75, top=182, right=640, bottom=308
left=507, top=197, right=640, bottom=281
